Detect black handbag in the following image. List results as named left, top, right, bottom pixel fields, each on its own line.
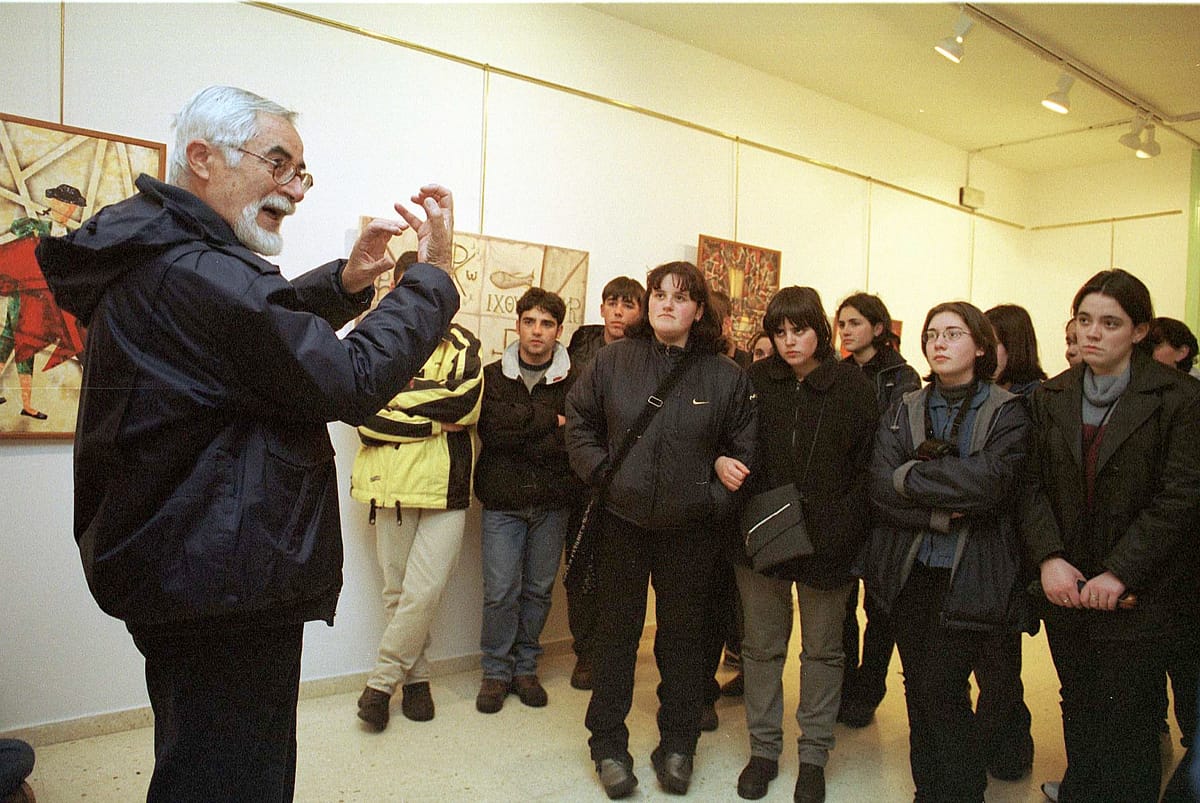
left=741, top=482, right=813, bottom=572
left=564, top=351, right=698, bottom=591
left=740, top=394, right=827, bottom=573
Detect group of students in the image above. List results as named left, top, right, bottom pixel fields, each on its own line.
left=347, top=256, right=1197, bottom=803
left=562, top=262, right=1197, bottom=803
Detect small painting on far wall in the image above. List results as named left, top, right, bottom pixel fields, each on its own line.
left=0, top=113, right=165, bottom=439
left=697, top=234, right=781, bottom=345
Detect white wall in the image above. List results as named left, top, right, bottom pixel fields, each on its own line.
left=0, top=2, right=1192, bottom=733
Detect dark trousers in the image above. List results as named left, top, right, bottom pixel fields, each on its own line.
left=973, top=631, right=1034, bottom=768
left=565, top=503, right=598, bottom=661
left=129, top=621, right=305, bottom=803
left=1044, top=616, right=1164, bottom=803
left=893, top=564, right=988, bottom=803
left=585, top=510, right=716, bottom=762
left=702, top=549, right=742, bottom=705
left=841, top=579, right=894, bottom=705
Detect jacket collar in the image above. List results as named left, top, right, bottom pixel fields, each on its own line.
left=1040, top=351, right=1171, bottom=472
left=135, top=175, right=282, bottom=274
left=500, top=340, right=571, bottom=384
left=762, top=353, right=839, bottom=391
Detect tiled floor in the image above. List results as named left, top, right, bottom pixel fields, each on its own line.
left=25, top=621, right=1187, bottom=801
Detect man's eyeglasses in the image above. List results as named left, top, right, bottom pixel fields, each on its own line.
left=236, top=148, right=314, bottom=191
left=924, top=327, right=970, bottom=344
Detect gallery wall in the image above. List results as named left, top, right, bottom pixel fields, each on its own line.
left=0, top=2, right=1193, bottom=734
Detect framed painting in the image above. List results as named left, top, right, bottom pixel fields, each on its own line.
left=0, top=113, right=165, bottom=439
left=697, top=234, right=781, bottom=348
left=358, top=219, right=589, bottom=362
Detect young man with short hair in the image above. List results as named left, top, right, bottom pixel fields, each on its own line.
left=474, top=287, right=580, bottom=712
left=564, top=275, right=643, bottom=689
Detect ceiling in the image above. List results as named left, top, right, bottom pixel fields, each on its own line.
left=591, top=3, right=1200, bottom=174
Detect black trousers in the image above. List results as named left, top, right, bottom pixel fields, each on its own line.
left=1044, top=616, right=1164, bottom=803
left=701, top=544, right=742, bottom=705
left=129, top=621, right=305, bottom=803
left=586, top=510, right=716, bottom=762
left=565, top=502, right=598, bottom=661
left=973, top=630, right=1034, bottom=768
left=841, top=579, right=895, bottom=706
left=892, top=564, right=988, bottom=803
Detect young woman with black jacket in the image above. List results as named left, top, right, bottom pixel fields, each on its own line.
left=1026, top=269, right=1200, bottom=803
left=858, top=301, right=1033, bottom=803
left=734, top=287, right=877, bottom=803
left=565, top=261, right=756, bottom=799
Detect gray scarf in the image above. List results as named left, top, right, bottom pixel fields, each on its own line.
left=1081, top=364, right=1130, bottom=426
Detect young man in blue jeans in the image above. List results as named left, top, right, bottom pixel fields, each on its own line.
left=474, top=288, right=580, bottom=712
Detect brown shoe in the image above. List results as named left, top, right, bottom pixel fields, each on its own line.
left=571, top=656, right=593, bottom=690
left=476, top=677, right=509, bottom=713
left=511, top=674, right=548, bottom=707
left=401, top=681, right=435, bottom=722
left=356, top=686, right=391, bottom=731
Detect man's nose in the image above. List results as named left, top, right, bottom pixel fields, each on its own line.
left=280, top=176, right=307, bottom=203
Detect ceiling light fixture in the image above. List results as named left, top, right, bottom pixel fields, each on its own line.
left=1118, top=115, right=1148, bottom=151
left=935, top=11, right=974, bottom=64
left=1041, top=73, right=1074, bottom=114
left=1136, top=125, right=1161, bottom=159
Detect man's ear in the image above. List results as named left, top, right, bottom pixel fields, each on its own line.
left=185, top=140, right=216, bottom=181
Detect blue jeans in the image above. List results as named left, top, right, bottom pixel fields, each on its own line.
left=480, top=506, right=569, bottom=680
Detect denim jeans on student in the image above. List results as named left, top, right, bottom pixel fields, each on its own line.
left=480, top=506, right=569, bottom=681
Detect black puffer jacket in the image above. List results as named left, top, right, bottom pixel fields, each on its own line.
left=1025, top=353, right=1200, bottom=641
left=474, top=341, right=582, bottom=509
left=36, top=175, right=457, bottom=629
left=746, top=355, right=877, bottom=589
left=565, top=336, right=756, bottom=530
left=858, top=383, right=1033, bottom=632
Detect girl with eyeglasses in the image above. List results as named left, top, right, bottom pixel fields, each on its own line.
left=1025, top=269, right=1200, bottom=803
left=858, top=301, right=1034, bottom=802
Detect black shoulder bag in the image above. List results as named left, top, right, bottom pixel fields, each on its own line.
left=740, top=394, right=827, bottom=573
left=564, top=350, right=698, bottom=591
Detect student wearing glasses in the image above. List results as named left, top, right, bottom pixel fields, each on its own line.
left=858, top=301, right=1033, bottom=803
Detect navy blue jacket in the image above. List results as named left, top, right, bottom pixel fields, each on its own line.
left=37, top=175, right=458, bottom=629
left=858, top=383, right=1034, bottom=632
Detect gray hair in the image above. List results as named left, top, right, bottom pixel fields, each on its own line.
left=167, top=86, right=298, bottom=186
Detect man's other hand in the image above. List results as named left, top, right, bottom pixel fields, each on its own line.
left=397, top=184, right=454, bottom=273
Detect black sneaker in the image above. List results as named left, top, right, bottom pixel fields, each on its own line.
left=794, top=762, right=825, bottom=803
left=651, top=746, right=693, bottom=795
left=737, top=756, right=778, bottom=800
left=596, top=757, right=638, bottom=799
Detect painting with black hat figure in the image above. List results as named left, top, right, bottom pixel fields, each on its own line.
left=0, top=113, right=164, bottom=438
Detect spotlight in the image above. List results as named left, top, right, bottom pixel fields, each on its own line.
left=1119, top=116, right=1148, bottom=151
left=935, top=12, right=974, bottom=63
left=1041, top=73, right=1074, bottom=114
left=1136, top=125, right=1161, bottom=159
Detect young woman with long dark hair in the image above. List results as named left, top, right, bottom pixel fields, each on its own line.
left=566, top=261, right=756, bottom=799
left=1027, top=269, right=1200, bottom=803
left=859, top=301, right=1033, bottom=802
left=833, top=292, right=921, bottom=729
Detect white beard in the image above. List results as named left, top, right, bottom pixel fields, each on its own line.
left=234, top=194, right=294, bottom=256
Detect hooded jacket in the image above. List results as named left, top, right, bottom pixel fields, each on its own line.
left=36, top=175, right=458, bottom=629
left=351, top=322, right=483, bottom=514
left=474, top=340, right=580, bottom=510
left=844, top=346, right=922, bottom=417
left=857, top=382, right=1033, bottom=632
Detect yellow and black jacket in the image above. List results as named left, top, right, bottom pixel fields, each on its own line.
left=351, top=323, right=483, bottom=515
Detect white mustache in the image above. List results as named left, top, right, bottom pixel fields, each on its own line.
left=260, top=195, right=295, bottom=216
